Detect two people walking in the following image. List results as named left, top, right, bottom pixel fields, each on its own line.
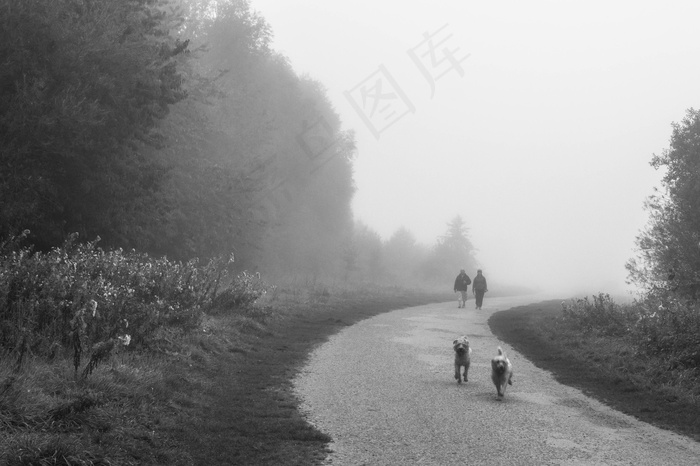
left=453, top=269, right=488, bottom=309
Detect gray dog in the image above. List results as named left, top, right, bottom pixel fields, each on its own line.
left=491, top=346, right=514, bottom=399
left=453, top=336, right=472, bottom=383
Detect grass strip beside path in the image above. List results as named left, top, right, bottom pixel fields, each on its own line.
left=171, top=289, right=450, bottom=465
left=488, top=300, right=700, bottom=442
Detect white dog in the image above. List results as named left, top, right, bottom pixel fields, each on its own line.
left=491, top=346, right=514, bottom=398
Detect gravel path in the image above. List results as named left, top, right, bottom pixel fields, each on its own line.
left=294, top=296, right=700, bottom=465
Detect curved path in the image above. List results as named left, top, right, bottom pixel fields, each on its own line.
left=294, top=296, right=700, bottom=465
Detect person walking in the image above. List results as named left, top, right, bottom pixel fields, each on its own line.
left=472, top=269, right=488, bottom=309
left=453, top=269, right=471, bottom=308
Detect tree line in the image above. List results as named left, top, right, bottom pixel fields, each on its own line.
left=346, top=215, right=479, bottom=287
left=4, top=0, right=697, bottom=297
left=0, top=0, right=351, bottom=275
left=0, top=0, right=483, bottom=286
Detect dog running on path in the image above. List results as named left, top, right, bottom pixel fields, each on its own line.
left=491, top=346, right=513, bottom=398
left=453, top=336, right=472, bottom=383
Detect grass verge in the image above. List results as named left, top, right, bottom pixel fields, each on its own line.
left=157, top=286, right=452, bottom=465
left=488, top=300, right=700, bottom=442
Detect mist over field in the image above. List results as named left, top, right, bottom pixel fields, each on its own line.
left=251, top=0, right=700, bottom=297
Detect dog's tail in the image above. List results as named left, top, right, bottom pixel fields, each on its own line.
left=497, top=346, right=504, bottom=356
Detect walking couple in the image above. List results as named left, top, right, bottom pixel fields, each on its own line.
left=453, top=269, right=488, bottom=309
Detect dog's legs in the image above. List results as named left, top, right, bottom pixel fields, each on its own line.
left=454, top=364, right=462, bottom=384
left=494, top=376, right=504, bottom=397
left=508, top=372, right=513, bottom=386
left=463, top=363, right=469, bottom=382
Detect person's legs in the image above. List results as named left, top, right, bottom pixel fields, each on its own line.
left=476, top=291, right=484, bottom=309
left=460, top=291, right=468, bottom=308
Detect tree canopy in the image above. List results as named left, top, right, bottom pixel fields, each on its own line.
left=0, top=0, right=189, bottom=249
left=627, top=108, right=700, bottom=299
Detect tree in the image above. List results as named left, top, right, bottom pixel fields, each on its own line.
left=341, top=239, right=358, bottom=282
left=422, top=216, right=477, bottom=284
left=172, top=1, right=356, bottom=275
left=349, top=222, right=384, bottom=283
left=627, top=108, right=700, bottom=298
left=383, top=227, right=426, bottom=283
left=138, top=0, right=275, bottom=262
left=0, top=0, right=189, bottom=250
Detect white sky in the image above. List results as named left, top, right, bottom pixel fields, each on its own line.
left=249, top=0, right=700, bottom=296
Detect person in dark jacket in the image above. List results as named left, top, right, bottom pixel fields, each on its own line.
left=472, top=269, right=488, bottom=309
left=453, top=269, right=471, bottom=308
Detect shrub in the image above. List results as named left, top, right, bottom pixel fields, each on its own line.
left=0, top=232, right=232, bottom=370
left=630, top=293, right=700, bottom=370
left=209, top=271, right=270, bottom=313
left=561, top=293, right=635, bottom=337
left=562, top=291, right=700, bottom=372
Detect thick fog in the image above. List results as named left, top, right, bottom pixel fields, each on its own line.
left=251, top=0, right=700, bottom=297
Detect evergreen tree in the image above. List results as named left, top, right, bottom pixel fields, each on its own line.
left=422, top=216, right=477, bottom=284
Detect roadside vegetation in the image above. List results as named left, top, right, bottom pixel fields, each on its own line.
left=489, top=294, right=700, bottom=442
left=0, top=231, right=240, bottom=464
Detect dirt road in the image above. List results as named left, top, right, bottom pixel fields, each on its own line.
left=294, top=296, right=700, bottom=465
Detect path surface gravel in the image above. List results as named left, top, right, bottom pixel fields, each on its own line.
left=294, top=296, right=700, bottom=465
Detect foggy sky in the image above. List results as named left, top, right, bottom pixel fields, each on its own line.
left=250, top=0, right=700, bottom=297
